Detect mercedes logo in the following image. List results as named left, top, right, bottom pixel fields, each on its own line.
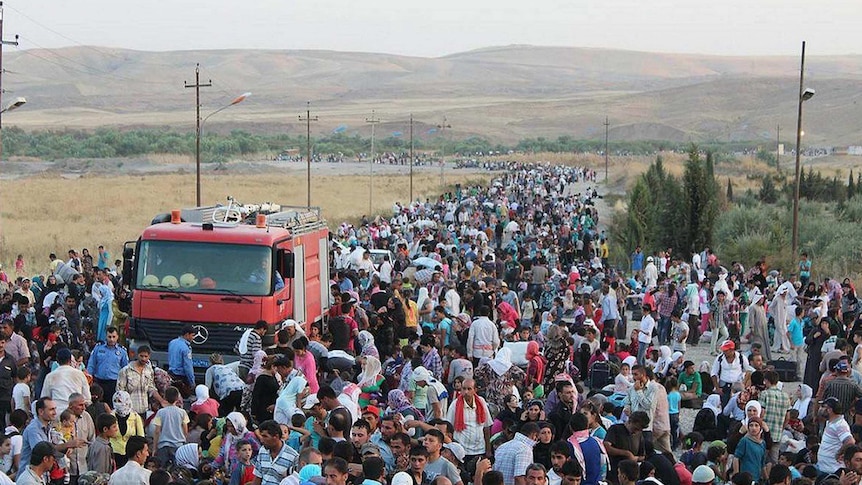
left=192, top=325, right=209, bottom=345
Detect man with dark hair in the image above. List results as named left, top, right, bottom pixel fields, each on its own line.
left=351, top=419, right=372, bottom=450
left=409, top=445, right=432, bottom=485
left=327, top=409, right=351, bottom=442
left=370, top=415, right=401, bottom=472
left=558, top=461, right=583, bottom=485
left=362, top=456, right=387, bottom=485
left=617, top=460, right=639, bottom=485
left=822, top=359, right=862, bottom=423
left=253, top=420, right=300, bottom=485
left=19, top=398, right=83, bottom=480
left=109, top=435, right=151, bottom=485
left=817, top=397, right=855, bottom=474
left=604, top=412, right=649, bottom=485
left=568, top=413, right=607, bottom=485
left=625, top=366, right=655, bottom=441
left=494, top=421, right=540, bottom=485
left=424, top=429, right=462, bottom=485
left=87, top=326, right=129, bottom=403
left=767, top=464, right=791, bottom=485
left=323, top=457, right=350, bottom=485
left=483, top=471, right=505, bottom=485
left=759, top=369, right=791, bottom=462
left=17, top=441, right=56, bottom=485
left=548, top=381, right=576, bottom=441
left=467, top=305, right=499, bottom=364
left=41, top=347, right=91, bottom=414
left=167, top=325, right=196, bottom=397
left=237, top=320, right=268, bottom=380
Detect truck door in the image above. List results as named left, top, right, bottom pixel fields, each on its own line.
left=293, top=244, right=306, bottom=325
left=319, top=236, right=330, bottom=318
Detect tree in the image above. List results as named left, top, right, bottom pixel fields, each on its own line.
left=759, top=175, right=778, bottom=204
left=849, top=171, right=856, bottom=202
left=727, top=178, right=734, bottom=202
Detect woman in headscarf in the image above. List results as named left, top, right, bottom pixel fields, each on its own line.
left=357, top=331, right=379, bottom=359
left=653, top=346, right=673, bottom=377
left=175, top=443, right=201, bottom=473
left=109, top=391, right=144, bottom=468
left=385, top=389, right=424, bottom=421
left=804, top=317, right=832, bottom=389
left=563, top=289, right=575, bottom=313
left=213, top=412, right=259, bottom=473
left=692, top=394, right=724, bottom=441
left=747, top=293, right=772, bottom=362
left=357, top=356, right=385, bottom=407
left=473, top=347, right=526, bottom=409
left=792, top=384, right=814, bottom=421
left=249, top=355, right=280, bottom=423
left=525, top=341, right=547, bottom=397
left=274, top=364, right=308, bottom=425
left=416, top=287, right=435, bottom=333
left=492, top=394, right=522, bottom=434
left=247, top=350, right=268, bottom=383
left=191, top=384, right=220, bottom=418
left=543, top=324, right=570, bottom=388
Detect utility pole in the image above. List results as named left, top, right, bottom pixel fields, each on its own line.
left=603, top=117, right=610, bottom=182
left=184, top=64, right=211, bottom=206
left=791, top=41, right=806, bottom=258
left=776, top=124, right=780, bottom=172
left=437, top=117, right=451, bottom=188
left=365, top=110, right=380, bottom=214
left=409, top=114, right=414, bottom=203
left=0, top=2, right=18, bottom=167
left=0, top=2, right=17, bottom=262
left=298, top=101, right=318, bottom=206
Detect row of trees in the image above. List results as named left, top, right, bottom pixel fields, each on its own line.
left=755, top=168, right=862, bottom=204
left=615, top=147, right=721, bottom=258
left=1, top=126, right=779, bottom=161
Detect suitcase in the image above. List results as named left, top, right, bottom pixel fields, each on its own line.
left=631, top=306, right=643, bottom=322
left=588, top=361, right=612, bottom=390
left=769, top=358, right=798, bottom=382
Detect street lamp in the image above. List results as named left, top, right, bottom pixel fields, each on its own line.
left=0, top=96, right=25, bottom=114
left=791, top=41, right=813, bottom=258
left=196, top=92, right=251, bottom=206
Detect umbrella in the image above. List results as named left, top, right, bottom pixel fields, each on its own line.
left=504, top=221, right=520, bottom=232
left=411, top=219, right=436, bottom=229
left=412, top=257, right=442, bottom=270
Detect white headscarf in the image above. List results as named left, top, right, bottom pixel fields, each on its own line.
left=622, top=356, right=637, bottom=369
left=417, top=287, right=431, bottom=313
left=194, top=384, right=210, bottom=406
left=793, top=384, right=813, bottom=420
left=487, top=347, right=513, bottom=376
left=358, top=356, right=382, bottom=388
left=655, top=346, right=673, bottom=375
left=222, top=411, right=248, bottom=455
left=742, top=400, right=763, bottom=427
left=175, top=443, right=200, bottom=470
left=702, top=394, right=723, bottom=421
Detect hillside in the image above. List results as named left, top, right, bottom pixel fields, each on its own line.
left=5, top=45, right=862, bottom=144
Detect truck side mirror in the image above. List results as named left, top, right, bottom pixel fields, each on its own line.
left=122, top=243, right=136, bottom=288
left=282, top=251, right=295, bottom=278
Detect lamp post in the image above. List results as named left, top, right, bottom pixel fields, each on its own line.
left=437, top=117, right=451, bottom=188
left=0, top=96, right=25, bottom=114
left=197, top=92, right=251, bottom=206
left=365, top=110, right=380, bottom=214
left=791, top=40, right=814, bottom=257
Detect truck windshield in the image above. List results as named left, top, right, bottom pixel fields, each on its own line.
left=136, top=241, right=274, bottom=296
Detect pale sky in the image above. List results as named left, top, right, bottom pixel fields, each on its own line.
left=6, top=0, right=862, bottom=57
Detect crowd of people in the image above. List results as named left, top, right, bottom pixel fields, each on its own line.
left=0, top=161, right=860, bottom=485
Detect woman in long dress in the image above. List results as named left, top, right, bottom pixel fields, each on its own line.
left=769, top=288, right=791, bottom=353
left=804, top=318, right=831, bottom=389
left=748, top=294, right=772, bottom=362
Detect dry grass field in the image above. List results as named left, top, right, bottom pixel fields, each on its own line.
left=0, top=169, right=493, bottom=276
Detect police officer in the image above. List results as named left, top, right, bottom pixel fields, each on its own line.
left=86, top=326, right=129, bottom=403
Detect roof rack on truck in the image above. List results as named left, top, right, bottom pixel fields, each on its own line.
left=154, top=196, right=327, bottom=235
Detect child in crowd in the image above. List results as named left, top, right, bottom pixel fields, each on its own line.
left=153, top=386, right=190, bottom=468
left=680, top=432, right=707, bottom=470
left=228, top=440, right=255, bottom=485
left=12, top=367, right=30, bottom=412
left=87, top=413, right=118, bottom=474
left=706, top=442, right=729, bottom=484
left=666, top=377, right=682, bottom=450
left=49, top=412, right=73, bottom=485
left=191, top=385, right=220, bottom=418
left=188, top=413, right=213, bottom=446
left=286, top=412, right=311, bottom=452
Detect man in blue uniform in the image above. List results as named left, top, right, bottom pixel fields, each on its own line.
left=86, top=326, right=129, bottom=403
left=168, top=325, right=196, bottom=398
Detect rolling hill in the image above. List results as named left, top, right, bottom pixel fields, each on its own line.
left=4, top=45, right=862, bottom=145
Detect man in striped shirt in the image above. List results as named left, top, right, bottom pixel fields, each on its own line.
left=237, top=320, right=268, bottom=380
left=822, top=360, right=862, bottom=423
left=253, top=420, right=299, bottom=485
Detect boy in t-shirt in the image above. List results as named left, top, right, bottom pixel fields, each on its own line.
left=666, top=377, right=682, bottom=450
left=87, top=413, right=118, bottom=474
left=153, top=386, right=189, bottom=468
left=229, top=439, right=256, bottom=485
left=12, top=367, right=30, bottom=412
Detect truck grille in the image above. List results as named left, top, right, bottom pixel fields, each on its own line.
left=131, top=318, right=247, bottom=353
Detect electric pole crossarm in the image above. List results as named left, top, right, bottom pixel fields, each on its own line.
left=298, top=102, right=319, bottom=207
left=184, top=63, right=212, bottom=206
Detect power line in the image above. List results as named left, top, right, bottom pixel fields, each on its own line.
left=4, top=4, right=124, bottom=60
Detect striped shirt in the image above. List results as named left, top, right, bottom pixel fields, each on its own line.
left=253, top=442, right=299, bottom=485
left=822, top=376, right=862, bottom=422
left=238, top=331, right=262, bottom=370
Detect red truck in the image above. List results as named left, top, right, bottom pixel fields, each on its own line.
left=123, top=202, right=330, bottom=372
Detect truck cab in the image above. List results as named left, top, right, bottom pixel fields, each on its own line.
left=125, top=204, right=330, bottom=377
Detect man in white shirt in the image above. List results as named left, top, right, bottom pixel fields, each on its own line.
left=379, top=255, right=393, bottom=284
left=637, top=304, right=656, bottom=366
left=445, top=379, right=493, bottom=459
left=466, top=306, right=500, bottom=364
left=41, top=348, right=91, bottom=414
left=109, top=436, right=151, bottom=485
left=710, top=340, right=750, bottom=407
left=817, top=397, right=855, bottom=474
